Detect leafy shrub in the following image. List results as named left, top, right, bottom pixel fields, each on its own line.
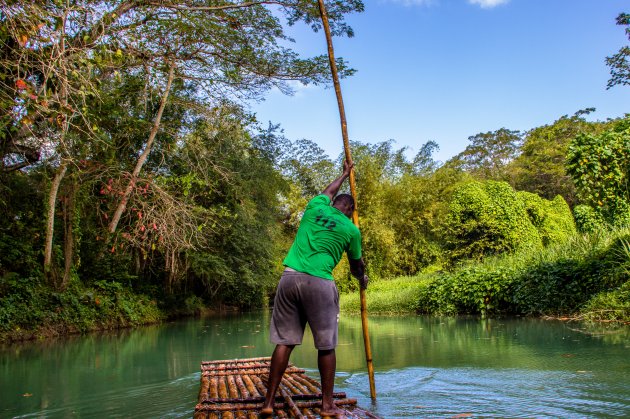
left=0, top=275, right=162, bottom=341
left=441, top=180, right=542, bottom=261
left=518, top=192, right=576, bottom=246
left=408, top=228, right=630, bottom=321
left=566, top=117, right=630, bottom=226
left=573, top=204, right=607, bottom=233
left=421, top=264, right=518, bottom=316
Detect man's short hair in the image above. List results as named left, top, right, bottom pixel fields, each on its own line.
left=333, top=193, right=354, bottom=209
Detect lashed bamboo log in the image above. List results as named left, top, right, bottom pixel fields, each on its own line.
left=241, top=374, right=259, bottom=397
left=199, top=373, right=210, bottom=399
left=280, top=386, right=304, bottom=418
left=203, top=363, right=289, bottom=371
left=198, top=392, right=348, bottom=405
left=291, top=374, right=319, bottom=394
left=195, top=398, right=358, bottom=412
left=218, top=375, right=228, bottom=399
left=203, top=367, right=304, bottom=376
left=209, top=376, right=218, bottom=398
left=202, top=357, right=271, bottom=365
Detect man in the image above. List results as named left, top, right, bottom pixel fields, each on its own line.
left=261, top=160, right=368, bottom=418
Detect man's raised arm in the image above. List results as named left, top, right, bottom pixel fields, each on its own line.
left=322, top=160, right=353, bottom=200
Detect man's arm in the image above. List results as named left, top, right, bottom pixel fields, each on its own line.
left=322, top=160, right=353, bottom=200
left=349, top=257, right=368, bottom=290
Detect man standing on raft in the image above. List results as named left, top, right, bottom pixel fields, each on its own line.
left=262, top=160, right=368, bottom=418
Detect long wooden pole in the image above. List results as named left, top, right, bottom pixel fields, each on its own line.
left=316, top=0, right=376, bottom=400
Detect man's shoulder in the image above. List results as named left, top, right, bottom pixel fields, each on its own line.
left=308, top=194, right=330, bottom=205
left=305, top=194, right=331, bottom=212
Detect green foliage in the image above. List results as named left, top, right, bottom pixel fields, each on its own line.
left=2, top=4, right=628, bottom=338
left=0, top=171, right=44, bottom=277
left=573, top=204, right=607, bottom=233
left=408, top=228, right=630, bottom=321
left=346, top=140, right=454, bottom=279
left=566, top=116, right=630, bottom=226
left=422, top=264, right=517, bottom=316
left=509, top=110, right=610, bottom=207
left=518, top=192, right=576, bottom=246
left=441, top=180, right=542, bottom=261
left=0, top=274, right=162, bottom=341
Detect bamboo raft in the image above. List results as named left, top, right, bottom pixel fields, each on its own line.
left=194, top=357, right=378, bottom=418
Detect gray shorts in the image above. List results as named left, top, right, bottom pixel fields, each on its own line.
left=270, top=269, right=340, bottom=350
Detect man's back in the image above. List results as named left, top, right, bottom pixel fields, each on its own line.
left=283, top=194, right=361, bottom=280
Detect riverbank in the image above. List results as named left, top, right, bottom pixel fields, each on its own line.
left=3, top=228, right=628, bottom=343
left=0, top=277, right=165, bottom=343
left=342, top=228, right=630, bottom=323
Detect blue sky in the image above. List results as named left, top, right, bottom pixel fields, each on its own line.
left=251, top=0, right=629, bottom=163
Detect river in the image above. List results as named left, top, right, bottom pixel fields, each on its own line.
left=1, top=313, right=629, bottom=418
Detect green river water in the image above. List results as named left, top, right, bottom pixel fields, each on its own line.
left=1, top=313, right=629, bottom=418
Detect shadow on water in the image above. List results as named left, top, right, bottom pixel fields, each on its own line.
left=1, top=313, right=629, bottom=418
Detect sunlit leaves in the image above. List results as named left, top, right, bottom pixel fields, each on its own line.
left=566, top=117, right=630, bottom=226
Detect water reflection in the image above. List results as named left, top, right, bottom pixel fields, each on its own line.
left=0, top=313, right=628, bottom=418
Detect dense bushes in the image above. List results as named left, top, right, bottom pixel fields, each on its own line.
left=442, top=181, right=542, bottom=260
left=0, top=274, right=163, bottom=341
left=567, top=117, right=630, bottom=228
left=342, top=229, right=629, bottom=323
left=441, top=181, right=575, bottom=262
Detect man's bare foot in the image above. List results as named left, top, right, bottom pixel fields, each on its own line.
left=320, top=405, right=347, bottom=418
left=260, top=406, right=274, bottom=417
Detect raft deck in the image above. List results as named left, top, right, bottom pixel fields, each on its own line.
left=194, top=356, right=378, bottom=418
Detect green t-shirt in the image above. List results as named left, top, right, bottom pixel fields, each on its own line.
left=283, top=194, right=362, bottom=280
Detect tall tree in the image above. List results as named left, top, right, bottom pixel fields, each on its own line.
left=445, top=128, right=522, bottom=181
left=606, top=12, right=630, bottom=89
left=509, top=110, right=610, bottom=207
left=1, top=0, right=364, bottom=279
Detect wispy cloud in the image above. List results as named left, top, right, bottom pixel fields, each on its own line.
left=383, top=0, right=435, bottom=6
left=468, top=0, right=510, bottom=9
left=384, top=0, right=509, bottom=8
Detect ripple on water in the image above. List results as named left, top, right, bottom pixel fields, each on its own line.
left=342, top=367, right=630, bottom=418
left=13, top=373, right=200, bottom=419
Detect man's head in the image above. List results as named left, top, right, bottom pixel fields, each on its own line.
left=332, top=194, right=355, bottom=218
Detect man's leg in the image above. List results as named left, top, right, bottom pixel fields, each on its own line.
left=261, top=344, right=295, bottom=415
left=318, top=348, right=346, bottom=417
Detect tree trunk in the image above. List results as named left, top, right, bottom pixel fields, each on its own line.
left=61, top=178, right=76, bottom=290
left=44, top=162, right=68, bottom=277
left=108, top=61, right=176, bottom=234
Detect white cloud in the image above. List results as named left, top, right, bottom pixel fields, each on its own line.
left=468, top=0, right=510, bottom=8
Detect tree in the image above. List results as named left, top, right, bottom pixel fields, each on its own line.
left=508, top=110, right=609, bottom=207
left=606, top=12, right=630, bottom=89
left=445, top=128, right=522, bottom=181
left=1, top=0, right=365, bottom=282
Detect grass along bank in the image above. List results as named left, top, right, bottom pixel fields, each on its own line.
left=341, top=228, right=630, bottom=324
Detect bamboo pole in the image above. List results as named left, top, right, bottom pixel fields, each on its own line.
left=316, top=0, right=376, bottom=400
